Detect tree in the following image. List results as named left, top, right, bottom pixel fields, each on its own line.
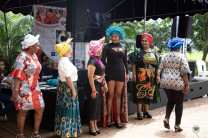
left=111, top=18, right=171, bottom=53
left=0, top=11, right=33, bottom=71
left=191, top=13, right=208, bottom=61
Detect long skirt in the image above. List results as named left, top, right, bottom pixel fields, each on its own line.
left=54, top=81, right=82, bottom=137
left=86, top=81, right=102, bottom=121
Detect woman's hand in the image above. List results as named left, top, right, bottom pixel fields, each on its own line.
left=126, top=74, right=129, bottom=82
left=72, top=90, right=77, bottom=99
left=91, top=91, right=97, bottom=99
left=104, top=84, right=108, bottom=93
left=183, top=85, right=189, bottom=94
left=133, top=75, right=136, bottom=82
left=156, top=75, right=160, bottom=84
left=10, top=90, right=19, bottom=102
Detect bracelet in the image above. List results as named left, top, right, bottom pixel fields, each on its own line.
left=91, top=90, right=96, bottom=93
left=133, top=74, right=136, bottom=76
left=13, top=89, right=18, bottom=91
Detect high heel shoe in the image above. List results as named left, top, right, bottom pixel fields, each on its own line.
left=96, top=130, right=101, bottom=134
left=163, top=119, right=170, bottom=129
left=174, top=125, right=183, bottom=132
left=143, top=112, right=152, bottom=118
left=115, top=122, right=123, bottom=128
left=89, top=129, right=97, bottom=136
left=107, top=121, right=112, bottom=127
left=137, top=113, right=143, bottom=120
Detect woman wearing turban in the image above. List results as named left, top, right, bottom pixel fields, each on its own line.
left=129, top=33, right=160, bottom=120
left=157, top=37, right=190, bottom=132
left=9, top=34, right=44, bottom=138
left=54, top=39, right=82, bottom=137
left=86, top=37, right=108, bottom=136
left=102, top=26, right=129, bottom=128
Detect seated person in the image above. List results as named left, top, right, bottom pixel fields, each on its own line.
left=0, top=60, right=14, bottom=121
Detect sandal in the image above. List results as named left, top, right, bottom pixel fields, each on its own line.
left=31, top=132, right=41, bottom=138
left=163, top=118, right=170, bottom=129
left=174, top=125, right=183, bottom=132
left=143, top=112, right=152, bottom=118
left=115, top=114, right=122, bottom=128
left=107, top=121, right=112, bottom=127
left=16, top=134, right=24, bottom=138
left=137, top=113, right=143, bottom=120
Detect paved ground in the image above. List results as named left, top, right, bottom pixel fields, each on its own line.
left=1, top=96, right=208, bottom=138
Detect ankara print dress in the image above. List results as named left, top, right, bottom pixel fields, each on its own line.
left=9, top=49, right=45, bottom=110
left=129, top=48, right=160, bottom=104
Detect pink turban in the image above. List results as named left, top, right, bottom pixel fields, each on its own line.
left=88, top=37, right=105, bottom=57
left=141, top=33, right=153, bottom=46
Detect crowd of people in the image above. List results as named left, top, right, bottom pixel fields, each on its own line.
left=0, top=26, right=190, bottom=138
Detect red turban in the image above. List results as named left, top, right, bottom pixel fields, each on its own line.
left=141, top=33, right=153, bottom=46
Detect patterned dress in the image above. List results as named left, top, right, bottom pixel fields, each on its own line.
left=129, top=48, right=160, bottom=104
left=55, top=57, right=82, bottom=137
left=9, top=49, right=45, bottom=110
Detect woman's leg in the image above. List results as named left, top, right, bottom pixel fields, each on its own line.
left=107, top=81, right=116, bottom=123
left=115, top=81, right=124, bottom=124
left=165, top=89, right=174, bottom=119
left=174, top=91, right=185, bottom=125
left=143, top=104, right=149, bottom=113
left=33, top=107, right=44, bottom=137
left=17, top=110, right=28, bottom=138
left=137, top=104, right=142, bottom=113
left=89, top=120, right=96, bottom=132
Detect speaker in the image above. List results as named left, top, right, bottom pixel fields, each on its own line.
left=66, top=0, right=110, bottom=42
left=178, top=16, right=193, bottom=38
left=136, top=35, right=142, bottom=48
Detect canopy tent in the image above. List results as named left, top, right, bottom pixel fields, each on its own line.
left=1, top=0, right=208, bottom=22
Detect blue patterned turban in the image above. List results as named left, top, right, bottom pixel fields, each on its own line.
left=106, top=26, right=126, bottom=40
left=167, top=37, right=184, bottom=50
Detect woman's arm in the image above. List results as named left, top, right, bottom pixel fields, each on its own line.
left=65, top=76, right=76, bottom=99
left=88, top=64, right=97, bottom=99
left=182, top=74, right=189, bottom=94
left=10, top=78, right=21, bottom=102
left=131, top=64, right=136, bottom=82
left=101, top=45, right=108, bottom=65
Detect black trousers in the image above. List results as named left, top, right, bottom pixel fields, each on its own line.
left=165, top=89, right=185, bottom=125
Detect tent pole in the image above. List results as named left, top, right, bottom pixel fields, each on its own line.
left=3, top=11, right=10, bottom=58
left=144, top=0, right=147, bottom=33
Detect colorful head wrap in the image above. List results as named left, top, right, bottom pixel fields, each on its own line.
left=21, top=34, right=40, bottom=49
left=55, top=38, right=73, bottom=57
left=106, top=26, right=125, bottom=40
left=88, top=37, right=105, bottom=57
left=141, top=33, right=153, bottom=46
left=167, top=37, right=184, bottom=50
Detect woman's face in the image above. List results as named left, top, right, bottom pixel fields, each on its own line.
left=29, top=42, right=40, bottom=54
left=64, top=47, right=72, bottom=57
left=96, top=48, right=103, bottom=56
left=111, top=33, right=120, bottom=43
left=141, top=37, right=149, bottom=49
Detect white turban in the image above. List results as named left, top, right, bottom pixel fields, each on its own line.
left=21, top=34, right=40, bottom=49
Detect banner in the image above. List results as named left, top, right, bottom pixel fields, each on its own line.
left=33, top=5, right=67, bottom=62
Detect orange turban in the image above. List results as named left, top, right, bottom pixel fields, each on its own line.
left=141, top=33, right=153, bottom=46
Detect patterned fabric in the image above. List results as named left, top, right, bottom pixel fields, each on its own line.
left=159, top=51, right=190, bottom=90
left=0, top=73, right=5, bottom=84
left=9, top=49, right=45, bottom=110
left=129, top=48, right=160, bottom=104
left=93, top=75, right=105, bottom=83
left=55, top=81, right=82, bottom=137
left=105, top=26, right=126, bottom=40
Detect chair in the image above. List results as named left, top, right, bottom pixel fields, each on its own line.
left=0, top=102, right=7, bottom=120
left=196, top=60, right=208, bottom=77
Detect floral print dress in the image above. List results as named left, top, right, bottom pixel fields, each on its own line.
left=9, top=49, right=45, bottom=110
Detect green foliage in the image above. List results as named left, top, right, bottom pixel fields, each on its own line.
left=111, top=18, right=172, bottom=53
left=0, top=10, right=33, bottom=71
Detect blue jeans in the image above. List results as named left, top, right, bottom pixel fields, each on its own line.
left=0, top=93, right=14, bottom=116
